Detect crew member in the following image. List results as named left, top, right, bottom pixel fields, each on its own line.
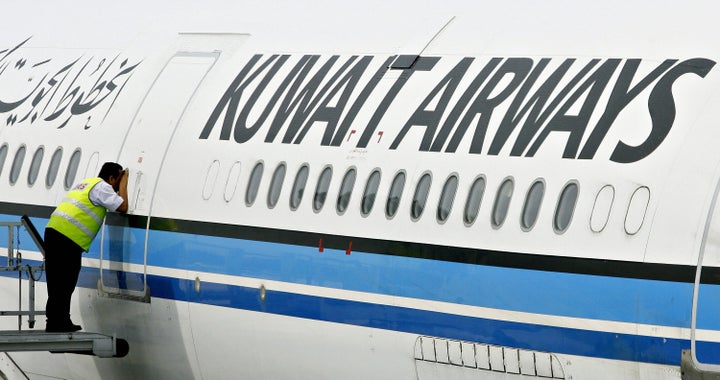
left=44, top=162, right=128, bottom=332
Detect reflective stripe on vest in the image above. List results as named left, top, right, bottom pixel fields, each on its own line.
left=47, top=177, right=107, bottom=251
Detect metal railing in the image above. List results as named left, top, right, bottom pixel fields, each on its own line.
left=0, top=216, right=46, bottom=330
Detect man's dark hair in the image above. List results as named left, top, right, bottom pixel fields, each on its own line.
left=98, top=162, right=123, bottom=181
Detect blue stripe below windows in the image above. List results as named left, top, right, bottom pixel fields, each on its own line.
left=1, top=214, right=717, bottom=331
left=0, top=261, right=714, bottom=366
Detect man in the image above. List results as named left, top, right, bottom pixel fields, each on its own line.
left=44, top=162, right=128, bottom=332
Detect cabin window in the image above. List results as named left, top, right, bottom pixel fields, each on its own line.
left=46, top=147, right=63, bottom=188
left=361, top=169, right=381, bottom=216
left=202, top=160, right=220, bottom=200
left=84, top=151, right=100, bottom=179
left=0, top=144, right=9, bottom=179
left=386, top=171, right=406, bottom=218
left=64, top=149, right=81, bottom=190
left=625, top=186, right=650, bottom=235
left=590, top=185, right=614, bottom=232
left=521, top=179, right=545, bottom=231
left=437, top=174, right=458, bottom=223
left=223, top=161, right=242, bottom=202
left=245, top=161, right=264, bottom=206
left=27, top=146, right=45, bottom=187
left=313, top=166, right=333, bottom=212
left=336, top=168, right=357, bottom=214
left=10, top=145, right=27, bottom=185
left=464, top=176, right=486, bottom=226
left=554, top=181, right=578, bottom=233
left=411, top=173, right=432, bottom=220
left=267, top=163, right=286, bottom=209
left=492, top=177, right=514, bottom=228
left=290, top=164, right=309, bottom=210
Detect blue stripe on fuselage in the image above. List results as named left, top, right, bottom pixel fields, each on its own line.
left=0, top=260, right=713, bottom=366
left=94, top=218, right=705, bottom=330
left=1, top=214, right=718, bottom=349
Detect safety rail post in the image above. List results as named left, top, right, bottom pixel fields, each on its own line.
left=1, top=221, right=17, bottom=267
left=17, top=263, right=21, bottom=330
left=29, top=267, right=36, bottom=329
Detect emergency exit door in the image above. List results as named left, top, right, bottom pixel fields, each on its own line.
left=98, top=52, right=219, bottom=301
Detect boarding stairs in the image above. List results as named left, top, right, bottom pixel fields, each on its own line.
left=0, top=215, right=128, bottom=358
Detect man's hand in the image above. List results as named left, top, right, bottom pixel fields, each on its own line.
left=116, top=169, right=130, bottom=213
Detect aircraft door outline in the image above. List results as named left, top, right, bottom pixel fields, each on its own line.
left=98, top=51, right=220, bottom=302
left=688, top=173, right=720, bottom=375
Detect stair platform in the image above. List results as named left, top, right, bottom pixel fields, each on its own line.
left=0, top=330, right=129, bottom=358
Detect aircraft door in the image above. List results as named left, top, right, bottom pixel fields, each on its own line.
left=689, top=178, right=720, bottom=371
left=98, top=52, right=219, bottom=301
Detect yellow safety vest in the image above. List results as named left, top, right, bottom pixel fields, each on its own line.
left=47, top=177, right=107, bottom=251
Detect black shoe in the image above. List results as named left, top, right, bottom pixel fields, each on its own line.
left=46, top=322, right=82, bottom=333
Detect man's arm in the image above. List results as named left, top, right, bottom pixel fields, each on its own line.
left=116, top=169, right=129, bottom=213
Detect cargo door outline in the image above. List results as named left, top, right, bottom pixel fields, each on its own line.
left=98, top=51, right=219, bottom=302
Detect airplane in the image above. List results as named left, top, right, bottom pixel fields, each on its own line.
left=0, top=0, right=719, bottom=378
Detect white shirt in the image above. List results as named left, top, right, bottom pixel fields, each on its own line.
left=89, top=180, right=124, bottom=212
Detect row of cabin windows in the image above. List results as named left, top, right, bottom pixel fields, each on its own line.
left=0, top=141, right=644, bottom=235
left=234, top=161, right=579, bottom=233
left=0, top=144, right=82, bottom=191
left=2, top=141, right=643, bottom=235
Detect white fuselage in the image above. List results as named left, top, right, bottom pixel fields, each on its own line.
left=1, top=1, right=720, bottom=379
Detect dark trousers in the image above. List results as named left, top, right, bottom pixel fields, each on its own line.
left=44, top=228, right=83, bottom=325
